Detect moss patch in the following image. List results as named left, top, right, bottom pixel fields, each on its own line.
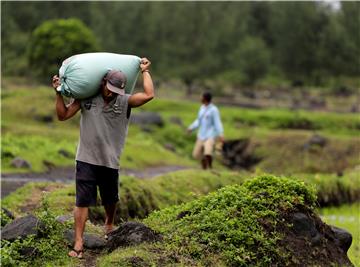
left=98, top=175, right=322, bottom=266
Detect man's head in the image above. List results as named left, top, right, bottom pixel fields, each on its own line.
left=101, top=70, right=127, bottom=100
left=202, top=92, right=212, bottom=105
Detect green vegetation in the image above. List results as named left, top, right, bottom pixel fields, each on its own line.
left=1, top=84, right=194, bottom=173
left=0, top=209, right=13, bottom=227
left=320, top=203, right=360, bottom=266
left=143, top=98, right=360, bottom=138
left=3, top=2, right=360, bottom=88
left=99, top=175, right=316, bottom=266
left=1, top=194, right=76, bottom=267
left=2, top=2, right=359, bottom=266
left=141, top=98, right=360, bottom=175
left=1, top=182, right=65, bottom=216
left=2, top=173, right=360, bottom=266
left=3, top=169, right=359, bottom=222
left=29, top=18, right=99, bottom=80
left=2, top=170, right=246, bottom=219
left=296, top=169, right=360, bottom=206
left=3, top=82, right=359, bottom=174
left=230, top=36, right=271, bottom=85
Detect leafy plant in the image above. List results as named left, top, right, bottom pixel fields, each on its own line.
left=28, top=18, right=99, bottom=81
left=0, top=193, right=72, bottom=266
left=0, top=209, right=13, bottom=227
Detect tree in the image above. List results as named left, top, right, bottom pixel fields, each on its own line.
left=269, top=2, right=331, bottom=85
left=28, top=18, right=99, bottom=81
left=230, top=36, right=270, bottom=85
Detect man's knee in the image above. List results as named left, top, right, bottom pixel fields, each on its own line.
left=192, top=140, right=204, bottom=160
left=192, top=150, right=202, bottom=160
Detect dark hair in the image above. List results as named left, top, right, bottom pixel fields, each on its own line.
left=202, top=92, right=212, bottom=102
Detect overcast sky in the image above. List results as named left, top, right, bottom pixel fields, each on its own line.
left=319, top=0, right=341, bottom=10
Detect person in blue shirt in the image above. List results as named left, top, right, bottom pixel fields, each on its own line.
left=187, top=92, right=224, bottom=169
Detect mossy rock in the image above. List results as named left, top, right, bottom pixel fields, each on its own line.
left=100, top=175, right=352, bottom=267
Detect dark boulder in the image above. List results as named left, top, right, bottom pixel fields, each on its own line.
left=222, top=139, right=262, bottom=170
left=1, top=215, right=44, bottom=241
left=106, top=221, right=162, bottom=251
left=34, top=114, right=53, bottom=123
left=11, top=157, right=31, bottom=169
left=64, top=229, right=106, bottom=249
left=291, top=212, right=317, bottom=238
left=291, top=212, right=322, bottom=246
left=331, top=226, right=352, bottom=253
left=130, top=112, right=164, bottom=127
left=303, top=134, right=327, bottom=150
left=169, top=116, right=184, bottom=127
left=55, top=214, right=73, bottom=224
left=43, top=160, right=56, bottom=170
left=282, top=211, right=354, bottom=266
left=163, top=143, right=176, bottom=152
left=18, top=246, right=39, bottom=258
left=58, top=149, right=74, bottom=159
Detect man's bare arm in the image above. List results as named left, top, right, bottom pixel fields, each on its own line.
left=52, top=75, right=81, bottom=121
left=128, top=58, right=154, bottom=108
left=56, top=95, right=81, bottom=121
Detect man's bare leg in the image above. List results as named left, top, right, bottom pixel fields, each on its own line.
left=68, top=206, right=88, bottom=257
left=104, top=203, right=117, bottom=234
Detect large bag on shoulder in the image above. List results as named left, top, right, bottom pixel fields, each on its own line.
left=58, top=52, right=141, bottom=99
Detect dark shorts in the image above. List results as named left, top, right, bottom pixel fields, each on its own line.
left=75, top=161, right=119, bottom=207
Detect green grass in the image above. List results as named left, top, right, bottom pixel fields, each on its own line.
left=319, top=203, right=360, bottom=266
left=1, top=85, right=195, bottom=172
left=2, top=170, right=247, bottom=220
left=2, top=79, right=360, bottom=174
left=140, top=98, right=360, bottom=138
left=3, top=169, right=359, bottom=222
left=2, top=171, right=358, bottom=266
left=296, top=169, right=360, bottom=206
left=1, top=182, right=62, bottom=215
left=1, top=194, right=78, bottom=267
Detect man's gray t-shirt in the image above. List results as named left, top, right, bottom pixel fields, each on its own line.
left=75, top=93, right=131, bottom=169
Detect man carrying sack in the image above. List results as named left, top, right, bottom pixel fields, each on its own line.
left=52, top=58, right=154, bottom=259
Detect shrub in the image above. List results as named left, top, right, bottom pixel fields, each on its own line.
left=0, top=193, right=71, bottom=266
left=28, top=18, right=99, bottom=82
left=230, top=37, right=271, bottom=85
left=0, top=209, right=13, bottom=227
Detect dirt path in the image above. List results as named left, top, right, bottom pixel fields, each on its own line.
left=1, top=165, right=190, bottom=198
left=80, top=250, right=100, bottom=267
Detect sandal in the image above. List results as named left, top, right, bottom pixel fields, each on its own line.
left=68, top=248, right=84, bottom=259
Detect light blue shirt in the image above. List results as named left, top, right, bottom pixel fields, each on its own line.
left=188, top=103, right=224, bottom=141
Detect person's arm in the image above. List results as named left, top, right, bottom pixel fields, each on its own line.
left=187, top=108, right=201, bottom=133
left=128, top=58, right=154, bottom=108
left=52, top=75, right=81, bottom=121
left=213, top=107, right=224, bottom=143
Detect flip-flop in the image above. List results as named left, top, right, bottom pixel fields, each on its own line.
left=68, top=248, right=84, bottom=259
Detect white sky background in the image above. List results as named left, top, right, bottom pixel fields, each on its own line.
left=318, top=0, right=341, bottom=11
